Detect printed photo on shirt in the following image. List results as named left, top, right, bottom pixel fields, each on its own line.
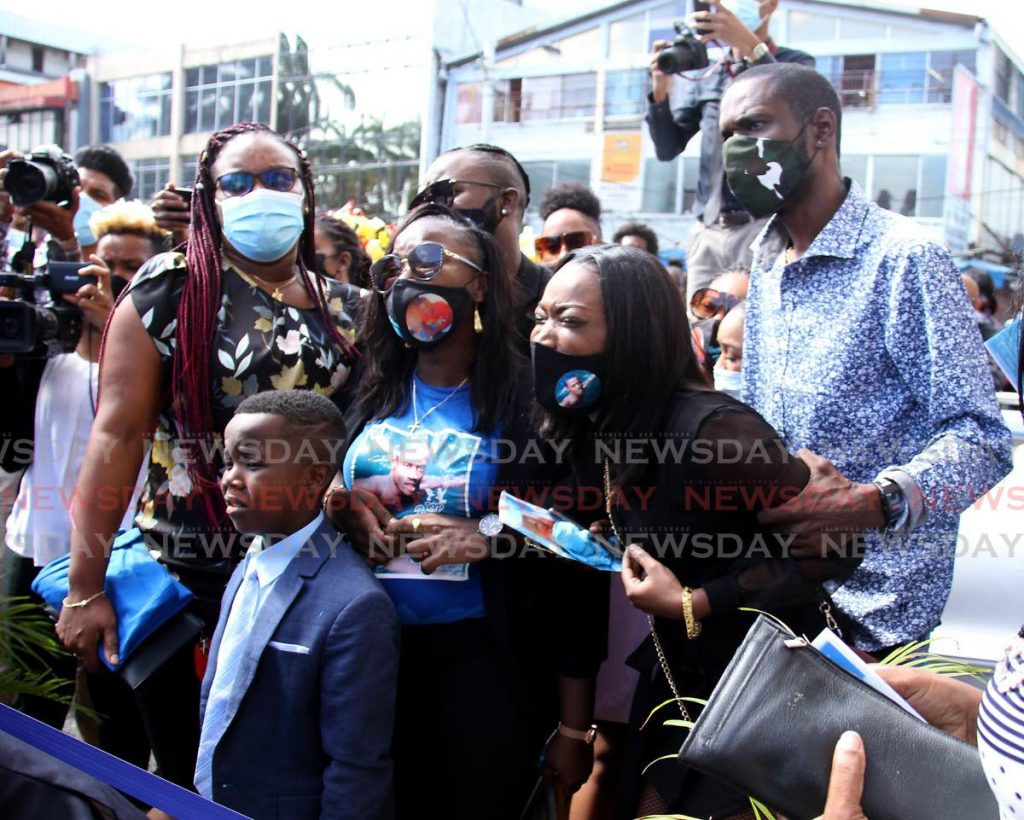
left=347, top=423, right=481, bottom=581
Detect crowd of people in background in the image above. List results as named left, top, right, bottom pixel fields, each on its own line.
left=0, top=2, right=1021, bottom=818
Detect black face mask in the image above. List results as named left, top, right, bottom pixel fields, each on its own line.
left=385, top=279, right=472, bottom=350
left=456, top=191, right=504, bottom=235
left=531, top=342, right=605, bottom=415
left=314, top=252, right=328, bottom=276
left=110, top=276, right=129, bottom=301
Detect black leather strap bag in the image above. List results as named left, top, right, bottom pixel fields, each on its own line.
left=677, top=615, right=999, bottom=820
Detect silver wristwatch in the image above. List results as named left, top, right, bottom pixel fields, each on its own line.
left=478, top=514, right=502, bottom=537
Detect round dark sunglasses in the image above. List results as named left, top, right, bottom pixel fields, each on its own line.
left=216, top=167, right=299, bottom=197
left=409, top=178, right=504, bottom=210
left=370, top=241, right=485, bottom=293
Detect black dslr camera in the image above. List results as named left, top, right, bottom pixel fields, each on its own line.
left=655, top=21, right=710, bottom=74
left=4, top=145, right=80, bottom=207
left=0, top=263, right=96, bottom=357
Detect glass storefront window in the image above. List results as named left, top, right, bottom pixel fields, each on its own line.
left=100, top=73, right=173, bottom=142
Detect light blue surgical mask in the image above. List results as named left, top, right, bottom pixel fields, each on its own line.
left=714, top=366, right=744, bottom=400
left=720, top=0, right=763, bottom=33
left=74, top=192, right=103, bottom=247
left=218, top=188, right=305, bottom=263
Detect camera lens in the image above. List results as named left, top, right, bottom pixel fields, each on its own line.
left=5, top=160, right=58, bottom=207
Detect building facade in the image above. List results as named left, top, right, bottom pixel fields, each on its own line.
left=0, top=13, right=101, bottom=153
left=437, top=0, right=1024, bottom=258
left=86, top=39, right=277, bottom=202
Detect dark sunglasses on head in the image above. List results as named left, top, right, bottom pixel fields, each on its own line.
left=409, top=178, right=504, bottom=210
left=370, top=241, right=485, bottom=293
left=534, top=230, right=592, bottom=259
left=216, top=167, right=299, bottom=197
left=690, top=288, right=740, bottom=320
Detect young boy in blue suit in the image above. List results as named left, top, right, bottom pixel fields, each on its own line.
left=194, top=391, right=398, bottom=820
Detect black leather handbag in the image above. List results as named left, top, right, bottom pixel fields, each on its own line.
left=677, top=615, right=999, bottom=820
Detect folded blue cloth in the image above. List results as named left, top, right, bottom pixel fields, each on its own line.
left=31, top=529, right=194, bottom=671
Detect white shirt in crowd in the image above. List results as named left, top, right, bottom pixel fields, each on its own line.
left=5, top=353, right=145, bottom=566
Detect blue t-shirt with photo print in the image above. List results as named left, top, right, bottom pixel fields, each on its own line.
left=343, top=376, right=500, bottom=624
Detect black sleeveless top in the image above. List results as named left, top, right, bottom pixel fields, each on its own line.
left=601, top=390, right=856, bottom=818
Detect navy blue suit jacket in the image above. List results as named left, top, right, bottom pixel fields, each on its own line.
left=199, top=518, right=399, bottom=820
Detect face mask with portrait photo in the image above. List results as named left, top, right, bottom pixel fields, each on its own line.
left=385, top=278, right=472, bottom=350
left=531, top=342, right=605, bottom=415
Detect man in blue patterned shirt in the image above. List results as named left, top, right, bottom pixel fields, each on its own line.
left=718, top=63, right=1012, bottom=652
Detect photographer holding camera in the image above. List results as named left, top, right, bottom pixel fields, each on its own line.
left=0, top=144, right=132, bottom=269
left=0, top=200, right=165, bottom=761
left=646, top=0, right=812, bottom=309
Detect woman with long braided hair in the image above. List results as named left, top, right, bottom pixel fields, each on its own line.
left=56, top=122, right=358, bottom=788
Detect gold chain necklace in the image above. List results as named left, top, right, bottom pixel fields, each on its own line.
left=409, top=377, right=469, bottom=433
left=240, top=268, right=300, bottom=301
left=603, top=459, right=691, bottom=723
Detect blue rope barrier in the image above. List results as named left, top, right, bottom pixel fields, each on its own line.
left=0, top=703, right=249, bottom=819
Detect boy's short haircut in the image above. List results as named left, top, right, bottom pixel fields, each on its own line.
left=234, top=391, right=346, bottom=465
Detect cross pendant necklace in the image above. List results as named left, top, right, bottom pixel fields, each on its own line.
left=408, top=376, right=469, bottom=432
left=243, top=268, right=300, bottom=301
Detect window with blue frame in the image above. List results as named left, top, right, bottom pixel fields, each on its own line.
left=926, top=51, right=977, bottom=103
left=605, top=69, right=647, bottom=117
left=100, top=74, right=173, bottom=142
left=648, top=1, right=688, bottom=49
left=878, top=53, right=926, bottom=105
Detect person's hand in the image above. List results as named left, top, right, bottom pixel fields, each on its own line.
left=648, top=39, right=675, bottom=103
left=325, top=486, right=395, bottom=567
left=386, top=514, right=491, bottom=574
left=755, top=0, right=779, bottom=40
left=151, top=185, right=190, bottom=246
left=542, top=731, right=594, bottom=796
left=621, top=544, right=686, bottom=618
left=0, top=149, right=19, bottom=222
left=815, top=731, right=868, bottom=820
left=873, top=664, right=982, bottom=745
left=692, top=3, right=762, bottom=57
left=22, top=186, right=79, bottom=242
left=757, top=449, right=882, bottom=553
left=62, top=255, right=114, bottom=330
left=55, top=591, right=119, bottom=673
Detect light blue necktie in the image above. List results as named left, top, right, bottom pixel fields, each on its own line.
left=194, top=558, right=261, bottom=797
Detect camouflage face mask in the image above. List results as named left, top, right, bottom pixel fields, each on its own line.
left=722, top=123, right=815, bottom=219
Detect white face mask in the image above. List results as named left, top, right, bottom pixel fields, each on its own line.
left=714, top=367, right=743, bottom=400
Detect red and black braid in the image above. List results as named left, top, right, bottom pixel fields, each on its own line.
left=172, top=122, right=357, bottom=519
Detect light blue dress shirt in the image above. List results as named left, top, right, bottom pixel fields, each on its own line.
left=743, top=182, right=1012, bottom=650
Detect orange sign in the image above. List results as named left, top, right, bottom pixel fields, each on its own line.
left=601, top=133, right=642, bottom=183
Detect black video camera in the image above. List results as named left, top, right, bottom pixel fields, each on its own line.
left=4, top=146, right=80, bottom=207
left=0, top=262, right=96, bottom=357
left=655, top=21, right=710, bottom=74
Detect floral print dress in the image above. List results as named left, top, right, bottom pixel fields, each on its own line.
left=126, top=251, right=357, bottom=611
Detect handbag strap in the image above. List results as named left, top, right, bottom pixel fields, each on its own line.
left=603, top=460, right=691, bottom=724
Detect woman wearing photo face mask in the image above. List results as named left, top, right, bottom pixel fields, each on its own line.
left=329, top=203, right=606, bottom=819
left=55, top=122, right=358, bottom=788
left=531, top=245, right=862, bottom=820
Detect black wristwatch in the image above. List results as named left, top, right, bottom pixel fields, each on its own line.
left=872, top=478, right=906, bottom=530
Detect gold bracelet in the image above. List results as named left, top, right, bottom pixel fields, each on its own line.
left=62, top=590, right=106, bottom=609
left=680, top=587, right=702, bottom=640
